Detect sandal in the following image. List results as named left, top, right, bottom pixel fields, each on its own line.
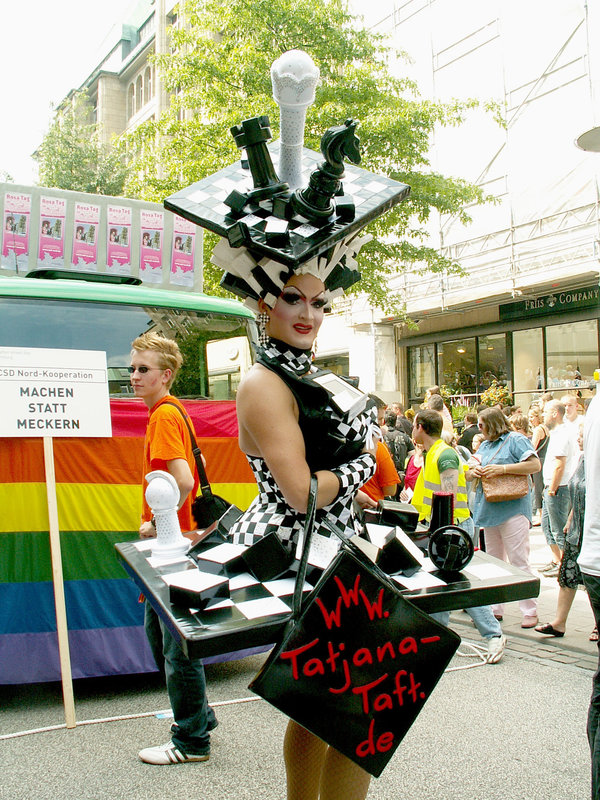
left=534, top=622, right=565, bottom=637
left=590, top=628, right=599, bottom=642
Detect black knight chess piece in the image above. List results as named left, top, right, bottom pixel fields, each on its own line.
left=292, top=118, right=360, bottom=223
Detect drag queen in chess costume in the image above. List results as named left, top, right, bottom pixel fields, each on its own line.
left=229, top=270, right=379, bottom=800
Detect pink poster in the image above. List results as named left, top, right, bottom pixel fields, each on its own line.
left=139, top=209, right=164, bottom=284
left=38, top=196, right=66, bottom=267
left=2, top=191, right=31, bottom=272
left=72, top=203, right=100, bottom=269
left=106, top=205, right=132, bottom=275
left=170, top=214, right=196, bottom=288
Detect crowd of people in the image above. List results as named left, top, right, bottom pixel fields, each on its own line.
left=132, top=315, right=597, bottom=798
left=371, top=388, right=598, bottom=642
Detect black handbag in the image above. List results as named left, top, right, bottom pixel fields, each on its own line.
left=249, top=477, right=461, bottom=778
left=162, top=401, right=231, bottom=529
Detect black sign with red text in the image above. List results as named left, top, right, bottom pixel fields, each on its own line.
left=249, top=548, right=460, bottom=777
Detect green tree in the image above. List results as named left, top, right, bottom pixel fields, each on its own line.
left=36, top=91, right=126, bottom=196
left=124, top=0, right=488, bottom=309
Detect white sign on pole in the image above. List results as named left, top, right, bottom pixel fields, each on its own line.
left=0, top=346, right=112, bottom=729
left=0, top=346, right=112, bottom=438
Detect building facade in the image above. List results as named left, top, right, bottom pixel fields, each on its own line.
left=64, top=0, right=174, bottom=144
left=324, top=0, right=600, bottom=408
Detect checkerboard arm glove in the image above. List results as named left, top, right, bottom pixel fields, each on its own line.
left=331, top=452, right=377, bottom=499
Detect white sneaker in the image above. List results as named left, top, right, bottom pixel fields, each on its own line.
left=486, top=635, right=506, bottom=664
left=138, top=741, right=210, bottom=765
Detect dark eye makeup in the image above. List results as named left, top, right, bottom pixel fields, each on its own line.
left=280, top=292, right=303, bottom=305
left=280, top=291, right=326, bottom=309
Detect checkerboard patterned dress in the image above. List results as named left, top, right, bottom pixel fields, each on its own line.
left=229, top=340, right=377, bottom=551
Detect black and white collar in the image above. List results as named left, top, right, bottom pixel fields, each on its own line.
left=258, top=338, right=314, bottom=377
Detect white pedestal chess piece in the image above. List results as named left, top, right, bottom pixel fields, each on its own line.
left=145, top=470, right=190, bottom=563
left=271, top=49, right=320, bottom=190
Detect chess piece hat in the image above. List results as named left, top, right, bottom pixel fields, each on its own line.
left=164, top=51, right=410, bottom=311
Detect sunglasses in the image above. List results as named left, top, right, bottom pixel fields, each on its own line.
left=128, top=366, right=162, bottom=374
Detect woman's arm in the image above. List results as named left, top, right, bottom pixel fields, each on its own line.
left=531, top=424, right=546, bottom=450
left=479, top=453, right=541, bottom=478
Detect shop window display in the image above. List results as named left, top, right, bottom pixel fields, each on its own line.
left=545, top=319, right=597, bottom=391
left=408, top=344, right=435, bottom=399
left=478, top=334, right=508, bottom=393
left=437, top=338, right=476, bottom=396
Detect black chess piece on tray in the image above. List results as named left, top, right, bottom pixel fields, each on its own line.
left=164, top=114, right=410, bottom=271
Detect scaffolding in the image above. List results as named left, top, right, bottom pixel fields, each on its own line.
left=353, top=0, right=600, bottom=314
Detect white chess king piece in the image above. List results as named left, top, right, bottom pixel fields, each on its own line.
left=145, top=470, right=190, bottom=562
left=271, top=49, right=320, bottom=190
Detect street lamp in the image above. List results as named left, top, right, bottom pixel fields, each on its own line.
left=576, top=127, right=600, bottom=152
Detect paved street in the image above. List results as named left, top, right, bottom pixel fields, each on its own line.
left=1, top=524, right=597, bottom=800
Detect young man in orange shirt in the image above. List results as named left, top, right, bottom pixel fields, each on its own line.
left=361, top=399, right=401, bottom=502
left=131, top=332, right=217, bottom=765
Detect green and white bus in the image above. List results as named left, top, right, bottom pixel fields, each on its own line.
left=0, top=269, right=258, bottom=684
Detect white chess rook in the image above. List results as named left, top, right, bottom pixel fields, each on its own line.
left=145, top=470, right=190, bottom=562
left=271, top=50, right=320, bottom=190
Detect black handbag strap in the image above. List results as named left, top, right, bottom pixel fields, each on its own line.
left=319, top=515, right=402, bottom=596
left=160, top=400, right=212, bottom=496
left=292, top=494, right=402, bottom=619
left=291, top=475, right=319, bottom=618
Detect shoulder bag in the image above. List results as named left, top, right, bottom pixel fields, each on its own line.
left=249, top=477, right=460, bottom=778
left=480, top=434, right=529, bottom=503
left=162, top=401, right=230, bottom=528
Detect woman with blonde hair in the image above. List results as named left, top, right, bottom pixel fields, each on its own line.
left=509, top=413, right=529, bottom=437
left=529, top=403, right=549, bottom=528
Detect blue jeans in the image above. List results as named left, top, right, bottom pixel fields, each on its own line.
left=582, top=573, right=600, bottom=800
left=145, top=603, right=216, bottom=754
left=432, top=605, right=502, bottom=640
left=431, top=516, right=502, bottom=640
left=541, top=485, right=570, bottom=550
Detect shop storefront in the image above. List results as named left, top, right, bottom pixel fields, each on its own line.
left=403, top=285, right=600, bottom=411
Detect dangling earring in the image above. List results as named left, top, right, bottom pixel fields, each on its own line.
left=311, top=338, right=318, bottom=360
left=257, top=311, right=270, bottom=347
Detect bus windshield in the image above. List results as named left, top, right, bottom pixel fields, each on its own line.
left=0, top=297, right=255, bottom=399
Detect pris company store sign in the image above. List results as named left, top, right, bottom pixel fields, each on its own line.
left=0, top=347, right=111, bottom=437
left=499, top=285, right=600, bottom=321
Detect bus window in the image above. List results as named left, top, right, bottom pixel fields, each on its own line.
left=206, top=335, right=252, bottom=399
left=0, top=297, right=255, bottom=400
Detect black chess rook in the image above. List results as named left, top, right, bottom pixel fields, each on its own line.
left=230, top=116, right=288, bottom=201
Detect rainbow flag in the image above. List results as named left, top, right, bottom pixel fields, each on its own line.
left=0, top=398, right=257, bottom=684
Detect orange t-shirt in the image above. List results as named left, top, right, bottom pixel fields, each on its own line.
left=362, top=441, right=400, bottom=502
left=142, top=395, right=199, bottom=533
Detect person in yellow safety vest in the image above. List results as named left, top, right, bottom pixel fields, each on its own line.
left=410, top=408, right=508, bottom=664
left=411, top=409, right=470, bottom=525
